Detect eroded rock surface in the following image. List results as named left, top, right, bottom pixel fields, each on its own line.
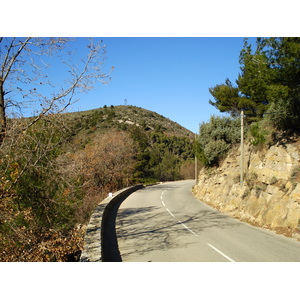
left=193, top=141, right=300, bottom=239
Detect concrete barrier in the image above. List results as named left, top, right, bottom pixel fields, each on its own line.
left=80, top=184, right=144, bottom=262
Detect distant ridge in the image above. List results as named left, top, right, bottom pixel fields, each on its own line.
left=64, top=105, right=194, bottom=139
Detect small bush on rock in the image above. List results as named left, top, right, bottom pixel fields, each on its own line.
left=198, top=116, right=240, bottom=166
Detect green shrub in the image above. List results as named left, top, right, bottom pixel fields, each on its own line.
left=198, top=115, right=240, bottom=166
left=291, top=166, right=300, bottom=181
left=249, top=122, right=267, bottom=146
left=245, top=172, right=258, bottom=190
left=202, top=139, right=230, bottom=165
left=270, top=176, right=278, bottom=185
left=290, top=165, right=300, bottom=189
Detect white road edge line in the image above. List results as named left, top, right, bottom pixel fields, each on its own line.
left=161, top=200, right=166, bottom=206
left=207, top=243, right=235, bottom=262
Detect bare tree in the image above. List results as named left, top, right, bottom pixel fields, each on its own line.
left=0, top=37, right=112, bottom=145
left=0, top=37, right=115, bottom=261
left=0, top=37, right=112, bottom=202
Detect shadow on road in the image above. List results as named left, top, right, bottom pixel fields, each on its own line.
left=116, top=204, right=241, bottom=261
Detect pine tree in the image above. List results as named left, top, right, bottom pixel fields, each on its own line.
left=208, top=37, right=300, bottom=130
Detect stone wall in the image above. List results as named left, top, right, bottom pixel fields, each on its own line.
left=80, top=184, right=144, bottom=262
left=193, top=140, right=300, bottom=240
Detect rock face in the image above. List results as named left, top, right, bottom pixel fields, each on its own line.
left=193, top=141, right=300, bottom=239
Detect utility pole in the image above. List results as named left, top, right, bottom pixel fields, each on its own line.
left=195, top=133, right=198, bottom=184
left=195, top=155, right=198, bottom=183
left=240, top=110, right=244, bottom=186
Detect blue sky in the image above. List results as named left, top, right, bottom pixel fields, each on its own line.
left=69, top=37, right=256, bottom=133
left=3, top=1, right=298, bottom=136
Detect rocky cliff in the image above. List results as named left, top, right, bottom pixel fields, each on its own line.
left=193, top=139, right=300, bottom=240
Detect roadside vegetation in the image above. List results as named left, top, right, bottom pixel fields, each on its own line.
left=197, top=37, right=300, bottom=168
left=0, top=38, right=193, bottom=261
left=1, top=104, right=195, bottom=261
left=1, top=38, right=195, bottom=261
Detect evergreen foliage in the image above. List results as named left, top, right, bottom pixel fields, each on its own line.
left=198, top=116, right=240, bottom=166
left=130, top=127, right=194, bottom=182
left=249, top=122, right=267, bottom=146
left=209, top=37, right=300, bottom=130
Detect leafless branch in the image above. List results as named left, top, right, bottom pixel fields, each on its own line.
left=1, top=37, right=111, bottom=143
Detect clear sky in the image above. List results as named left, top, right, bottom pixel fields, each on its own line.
left=70, top=37, right=256, bottom=133
left=4, top=1, right=297, bottom=135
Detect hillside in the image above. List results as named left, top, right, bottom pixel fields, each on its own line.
left=0, top=104, right=196, bottom=261
left=64, top=105, right=193, bottom=138
left=62, top=105, right=196, bottom=185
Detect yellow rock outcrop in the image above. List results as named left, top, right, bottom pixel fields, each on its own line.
left=193, top=141, right=300, bottom=239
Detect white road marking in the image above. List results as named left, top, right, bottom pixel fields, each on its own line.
left=161, top=189, right=198, bottom=236
left=160, top=186, right=236, bottom=260
left=178, top=221, right=198, bottom=236
left=161, top=190, right=167, bottom=200
left=166, top=208, right=175, bottom=218
left=207, top=243, right=235, bottom=262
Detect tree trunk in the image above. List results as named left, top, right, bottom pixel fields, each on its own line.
left=0, top=77, right=6, bottom=145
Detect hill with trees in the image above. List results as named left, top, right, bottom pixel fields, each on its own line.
left=0, top=104, right=195, bottom=261
left=0, top=37, right=196, bottom=261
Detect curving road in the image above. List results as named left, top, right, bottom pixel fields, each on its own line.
left=115, top=180, right=300, bottom=262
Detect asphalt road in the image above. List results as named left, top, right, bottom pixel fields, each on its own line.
left=115, top=180, right=300, bottom=262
